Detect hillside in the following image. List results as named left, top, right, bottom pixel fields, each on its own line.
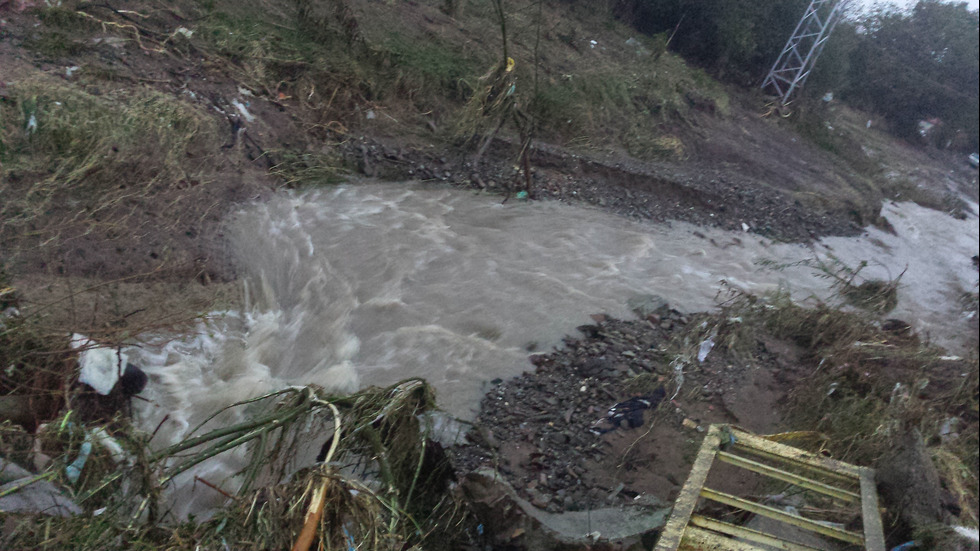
left=1, top=1, right=978, bottom=549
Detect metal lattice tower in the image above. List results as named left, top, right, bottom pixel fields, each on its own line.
left=762, top=0, right=849, bottom=104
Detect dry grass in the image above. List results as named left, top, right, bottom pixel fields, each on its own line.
left=0, top=75, right=218, bottom=268
left=690, top=288, right=979, bottom=527
left=1, top=380, right=470, bottom=550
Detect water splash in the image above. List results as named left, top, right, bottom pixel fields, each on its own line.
left=128, top=183, right=978, bottom=516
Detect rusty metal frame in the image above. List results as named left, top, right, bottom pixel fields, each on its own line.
left=654, top=424, right=885, bottom=551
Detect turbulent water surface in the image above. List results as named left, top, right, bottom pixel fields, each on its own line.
left=129, top=182, right=979, bottom=516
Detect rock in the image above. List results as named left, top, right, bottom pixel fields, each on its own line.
left=627, top=294, right=670, bottom=319
left=0, top=459, right=81, bottom=517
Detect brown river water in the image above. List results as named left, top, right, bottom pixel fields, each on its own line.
left=127, top=182, right=979, bottom=516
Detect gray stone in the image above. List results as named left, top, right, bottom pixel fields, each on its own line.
left=627, top=294, right=671, bottom=319
left=0, top=459, right=81, bottom=517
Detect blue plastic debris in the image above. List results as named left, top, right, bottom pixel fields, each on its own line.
left=65, top=440, right=92, bottom=483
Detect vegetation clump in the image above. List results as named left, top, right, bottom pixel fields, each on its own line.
left=1, top=380, right=469, bottom=550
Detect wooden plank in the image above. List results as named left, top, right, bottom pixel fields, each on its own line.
left=731, top=443, right=858, bottom=487
left=681, top=525, right=769, bottom=551
left=689, top=515, right=827, bottom=551
left=859, top=467, right=886, bottom=551
left=654, top=425, right=723, bottom=551
left=716, top=451, right=860, bottom=503
left=700, top=487, right=864, bottom=545
left=730, top=428, right=863, bottom=480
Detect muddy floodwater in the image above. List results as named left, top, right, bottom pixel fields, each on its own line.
left=129, top=182, right=979, bottom=516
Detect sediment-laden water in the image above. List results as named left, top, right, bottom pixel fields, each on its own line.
left=129, top=182, right=979, bottom=516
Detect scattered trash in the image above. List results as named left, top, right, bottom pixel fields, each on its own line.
left=65, top=439, right=92, bottom=483
left=71, top=334, right=128, bottom=395
left=589, top=40, right=597, bottom=49
left=826, top=382, right=838, bottom=396
left=741, top=222, right=750, bottom=232
left=953, top=525, right=979, bottom=543
left=939, top=417, right=960, bottom=442
left=25, top=113, right=37, bottom=134
left=174, top=26, right=194, bottom=39
left=624, top=37, right=650, bottom=56
left=90, top=427, right=132, bottom=465
left=594, top=387, right=665, bottom=434
left=681, top=418, right=698, bottom=430
left=231, top=99, right=255, bottom=122
left=365, top=109, right=376, bottom=120
left=515, top=190, right=529, bottom=200
left=888, top=382, right=909, bottom=405
left=697, top=333, right=716, bottom=363
left=118, top=363, right=148, bottom=396
left=237, top=86, right=253, bottom=97
left=822, top=91, right=833, bottom=102
left=669, top=359, right=684, bottom=400
left=890, top=542, right=915, bottom=551
left=65, top=66, right=80, bottom=78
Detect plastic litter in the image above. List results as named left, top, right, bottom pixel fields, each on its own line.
left=953, top=525, right=979, bottom=542
left=669, top=358, right=685, bottom=400
left=889, top=542, right=915, bottom=551
left=65, top=440, right=92, bottom=483
left=697, top=335, right=715, bottom=363
left=939, top=417, right=960, bottom=441
left=515, top=190, right=529, bottom=200
left=71, top=334, right=128, bottom=395
left=232, top=99, right=255, bottom=123
left=594, top=387, right=665, bottom=434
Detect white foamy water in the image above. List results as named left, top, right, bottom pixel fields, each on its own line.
left=129, top=182, right=978, bottom=516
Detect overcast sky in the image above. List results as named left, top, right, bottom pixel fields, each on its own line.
left=853, top=0, right=980, bottom=12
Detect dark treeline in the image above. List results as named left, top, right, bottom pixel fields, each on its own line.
left=611, top=0, right=979, bottom=151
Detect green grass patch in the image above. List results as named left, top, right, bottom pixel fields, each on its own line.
left=23, top=3, right=100, bottom=58
left=381, top=32, right=480, bottom=100
left=529, top=53, right=729, bottom=148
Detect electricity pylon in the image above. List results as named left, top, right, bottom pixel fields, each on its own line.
left=762, top=0, right=849, bottom=104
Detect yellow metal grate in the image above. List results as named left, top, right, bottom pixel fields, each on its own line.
left=654, top=424, right=885, bottom=551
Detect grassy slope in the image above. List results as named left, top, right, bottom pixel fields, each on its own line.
left=0, top=1, right=977, bottom=548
